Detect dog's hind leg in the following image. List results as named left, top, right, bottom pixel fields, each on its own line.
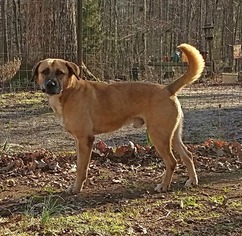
left=147, top=127, right=177, bottom=192
left=172, top=122, right=198, bottom=188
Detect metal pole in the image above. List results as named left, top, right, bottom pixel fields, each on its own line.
left=208, top=40, right=213, bottom=75
left=77, top=0, right=83, bottom=69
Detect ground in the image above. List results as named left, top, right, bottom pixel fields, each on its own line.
left=0, top=85, right=242, bottom=235
left=0, top=147, right=242, bottom=235
left=0, top=85, right=242, bottom=150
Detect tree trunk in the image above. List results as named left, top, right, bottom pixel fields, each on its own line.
left=1, top=0, right=8, bottom=62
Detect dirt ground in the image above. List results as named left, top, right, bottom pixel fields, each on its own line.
left=0, top=84, right=242, bottom=151
left=0, top=147, right=242, bottom=235
left=0, top=84, right=242, bottom=235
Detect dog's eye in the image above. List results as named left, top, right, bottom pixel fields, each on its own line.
left=41, top=68, right=50, bottom=75
left=56, top=69, right=64, bottom=76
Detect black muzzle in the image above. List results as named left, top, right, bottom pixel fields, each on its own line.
left=42, top=79, right=62, bottom=95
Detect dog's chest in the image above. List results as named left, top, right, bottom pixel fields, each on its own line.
left=48, top=95, right=64, bottom=126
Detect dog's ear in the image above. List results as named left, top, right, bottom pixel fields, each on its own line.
left=66, top=61, right=80, bottom=80
left=32, top=60, right=42, bottom=81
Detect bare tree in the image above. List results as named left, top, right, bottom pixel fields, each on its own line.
left=0, top=0, right=241, bottom=82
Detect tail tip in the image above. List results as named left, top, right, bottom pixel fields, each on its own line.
left=177, top=43, right=205, bottom=70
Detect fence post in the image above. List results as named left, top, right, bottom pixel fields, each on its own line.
left=76, top=0, right=83, bottom=75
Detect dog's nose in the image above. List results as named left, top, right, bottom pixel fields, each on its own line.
left=43, top=79, right=61, bottom=95
left=46, top=80, right=57, bottom=87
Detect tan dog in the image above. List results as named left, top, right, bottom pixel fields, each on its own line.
left=32, top=44, right=205, bottom=194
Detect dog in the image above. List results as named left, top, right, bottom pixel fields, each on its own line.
left=32, top=44, right=205, bottom=194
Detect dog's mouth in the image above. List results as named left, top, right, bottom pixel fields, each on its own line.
left=41, top=79, right=62, bottom=95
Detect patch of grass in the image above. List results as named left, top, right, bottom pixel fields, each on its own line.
left=222, top=186, right=232, bottom=193
left=194, top=211, right=222, bottom=221
left=146, top=130, right=153, bottom=146
left=98, top=170, right=111, bottom=180
left=24, top=195, right=65, bottom=224
left=0, top=91, right=45, bottom=109
left=228, top=200, right=242, bottom=211
left=177, top=209, right=202, bottom=219
left=13, top=202, right=138, bottom=235
left=75, top=210, right=127, bottom=234
left=209, top=194, right=225, bottom=206
left=1, top=121, right=12, bottom=151
left=40, top=196, right=65, bottom=225
left=17, top=215, right=37, bottom=235
left=179, top=196, right=202, bottom=209
left=42, top=185, right=57, bottom=194
left=1, top=187, right=241, bottom=236
left=1, top=138, right=9, bottom=151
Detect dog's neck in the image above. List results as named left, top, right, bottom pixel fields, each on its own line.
left=46, top=94, right=64, bottom=127
left=65, top=74, right=85, bottom=90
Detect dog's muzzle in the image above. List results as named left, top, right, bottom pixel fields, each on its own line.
left=41, top=79, right=62, bottom=95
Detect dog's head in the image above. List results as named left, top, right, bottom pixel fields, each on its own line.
left=32, top=59, right=80, bottom=95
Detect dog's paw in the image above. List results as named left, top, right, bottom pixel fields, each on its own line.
left=184, top=178, right=198, bottom=188
left=66, top=184, right=81, bottom=195
left=154, top=184, right=162, bottom=192
left=154, top=184, right=169, bottom=193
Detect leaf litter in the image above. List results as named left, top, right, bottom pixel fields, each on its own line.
left=0, top=139, right=242, bottom=235
left=2, top=138, right=240, bottom=175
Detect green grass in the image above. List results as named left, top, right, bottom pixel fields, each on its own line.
left=1, top=138, right=9, bottom=151
left=6, top=200, right=138, bottom=236
left=42, top=185, right=57, bottom=194
left=1, top=187, right=242, bottom=236
left=18, top=212, right=127, bottom=235
left=0, top=91, right=43, bottom=103
left=180, top=196, right=202, bottom=209
left=229, top=201, right=242, bottom=210
left=24, top=195, right=66, bottom=224
left=40, top=196, right=65, bottom=225
left=0, top=91, right=45, bottom=110
left=209, top=194, right=225, bottom=206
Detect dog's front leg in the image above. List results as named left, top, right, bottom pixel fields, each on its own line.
left=67, top=135, right=94, bottom=194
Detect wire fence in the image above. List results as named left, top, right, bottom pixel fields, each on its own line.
left=0, top=0, right=242, bottom=152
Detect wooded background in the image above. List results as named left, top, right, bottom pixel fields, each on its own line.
left=0, top=0, right=242, bottom=87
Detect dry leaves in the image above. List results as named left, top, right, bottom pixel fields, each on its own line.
left=0, top=139, right=241, bottom=178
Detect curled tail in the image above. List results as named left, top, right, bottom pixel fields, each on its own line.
left=167, top=43, right=205, bottom=95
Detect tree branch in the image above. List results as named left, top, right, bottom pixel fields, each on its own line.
left=81, top=62, right=101, bottom=82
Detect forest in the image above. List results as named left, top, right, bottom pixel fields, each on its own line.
left=0, top=0, right=241, bottom=83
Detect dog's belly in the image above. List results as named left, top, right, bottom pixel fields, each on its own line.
left=93, top=117, right=145, bottom=135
